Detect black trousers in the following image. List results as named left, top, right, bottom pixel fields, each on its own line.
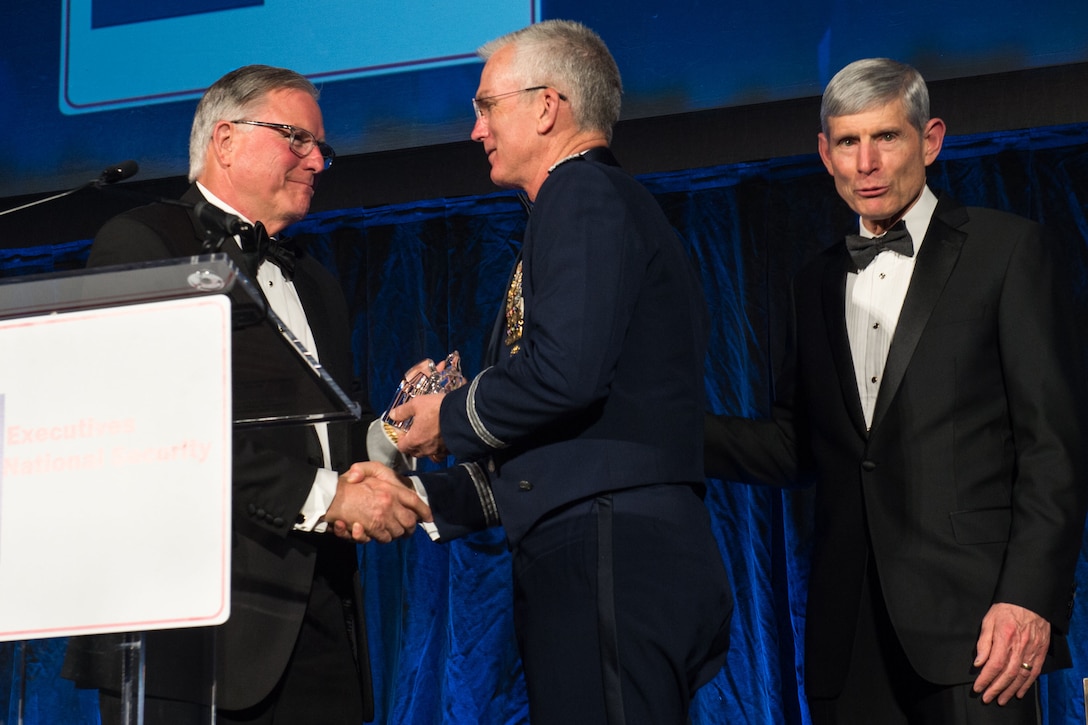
left=808, top=560, right=1040, bottom=725
left=511, top=483, right=733, bottom=725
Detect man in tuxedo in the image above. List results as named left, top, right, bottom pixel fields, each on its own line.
left=62, top=64, right=431, bottom=724
left=705, top=58, right=1088, bottom=724
left=329, top=20, right=733, bottom=725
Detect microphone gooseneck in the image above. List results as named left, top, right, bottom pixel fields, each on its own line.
left=0, top=160, right=142, bottom=217
left=1, top=159, right=248, bottom=257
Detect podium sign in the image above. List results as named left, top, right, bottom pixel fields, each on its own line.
left=0, top=295, right=232, bottom=641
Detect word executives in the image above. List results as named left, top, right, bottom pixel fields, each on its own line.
left=4, top=440, right=215, bottom=476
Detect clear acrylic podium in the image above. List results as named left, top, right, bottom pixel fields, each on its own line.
left=0, top=255, right=360, bottom=724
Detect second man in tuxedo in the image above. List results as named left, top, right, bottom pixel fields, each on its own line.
left=705, top=58, right=1088, bottom=724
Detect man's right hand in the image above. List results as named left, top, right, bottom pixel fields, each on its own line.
left=322, top=461, right=432, bottom=543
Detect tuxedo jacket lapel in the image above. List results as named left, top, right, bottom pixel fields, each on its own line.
left=870, top=199, right=968, bottom=433
left=821, top=250, right=869, bottom=436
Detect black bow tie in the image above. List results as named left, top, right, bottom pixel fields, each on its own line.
left=845, top=221, right=914, bottom=270
left=244, top=221, right=299, bottom=280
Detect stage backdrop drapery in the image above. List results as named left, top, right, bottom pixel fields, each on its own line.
left=2, top=122, right=1087, bottom=725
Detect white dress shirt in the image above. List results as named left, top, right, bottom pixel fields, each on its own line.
left=197, top=183, right=336, bottom=532
left=845, top=185, right=938, bottom=430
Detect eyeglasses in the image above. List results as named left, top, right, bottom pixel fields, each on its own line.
left=471, top=86, right=568, bottom=120
left=231, top=120, right=335, bottom=169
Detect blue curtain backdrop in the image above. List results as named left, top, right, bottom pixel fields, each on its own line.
left=2, top=122, right=1087, bottom=724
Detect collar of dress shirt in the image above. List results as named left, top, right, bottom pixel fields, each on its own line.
left=854, top=184, right=939, bottom=256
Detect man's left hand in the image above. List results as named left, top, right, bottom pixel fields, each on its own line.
left=389, top=393, right=448, bottom=460
left=972, top=602, right=1050, bottom=705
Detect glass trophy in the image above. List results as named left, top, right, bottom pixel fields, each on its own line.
left=379, top=351, right=466, bottom=443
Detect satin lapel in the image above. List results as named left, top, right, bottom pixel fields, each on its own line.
left=870, top=200, right=968, bottom=432
left=821, top=250, right=869, bottom=436
left=291, top=268, right=330, bottom=359
left=180, top=186, right=209, bottom=251
left=287, top=264, right=341, bottom=459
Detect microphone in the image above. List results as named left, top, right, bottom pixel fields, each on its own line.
left=0, top=160, right=141, bottom=217
left=149, top=199, right=249, bottom=249
left=193, top=200, right=249, bottom=237
left=98, top=160, right=139, bottom=185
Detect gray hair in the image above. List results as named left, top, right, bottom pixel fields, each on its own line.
left=188, top=65, right=319, bottom=181
left=820, top=58, right=929, bottom=135
left=479, top=19, right=622, bottom=142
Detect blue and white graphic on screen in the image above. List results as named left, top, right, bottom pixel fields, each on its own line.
left=61, top=0, right=540, bottom=114
left=92, top=0, right=263, bottom=28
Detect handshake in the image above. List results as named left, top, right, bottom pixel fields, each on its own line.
left=323, top=352, right=466, bottom=543
left=322, top=460, right=429, bottom=544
